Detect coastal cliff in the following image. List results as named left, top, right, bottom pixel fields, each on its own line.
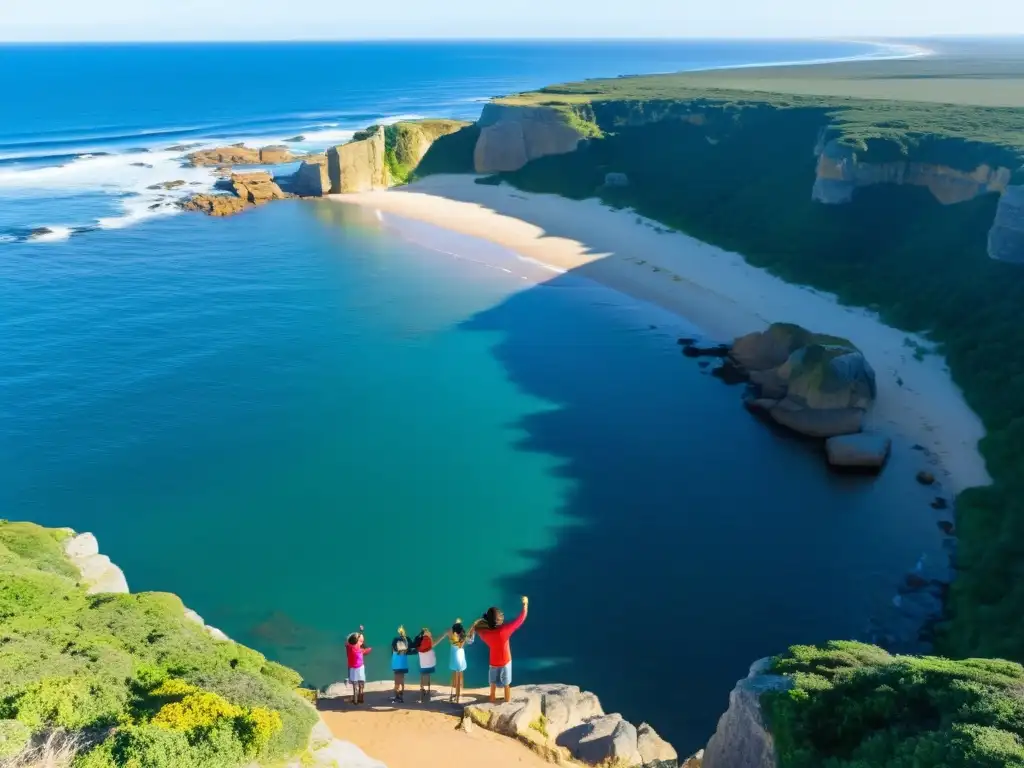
left=474, top=103, right=589, bottom=173
left=327, top=126, right=389, bottom=194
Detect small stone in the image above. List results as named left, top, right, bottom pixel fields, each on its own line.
left=711, top=361, right=749, bottom=385
left=931, top=497, right=948, bottom=510
left=938, top=520, right=955, bottom=535
left=917, top=471, right=936, bottom=486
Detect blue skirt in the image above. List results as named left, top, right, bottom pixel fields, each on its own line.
left=391, top=653, right=409, bottom=673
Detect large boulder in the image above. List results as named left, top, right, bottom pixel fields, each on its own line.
left=702, top=659, right=792, bottom=768
left=558, top=714, right=642, bottom=767
left=231, top=172, right=287, bottom=204
left=474, top=103, right=586, bottom=173
left=826, top=433, right=892, bottom=469
left=291, top=155, right=331, bottom=197
left=259, top=145, right=295, bottom=164
left=179, top=194, right=250, bottom=216
left=63, top=532, right=129, bottom=595
left=466, top=684, right=674, bottom=767
left=730, top=323, right=876, bottom=439
left=327, top=126, right=389, bottom=194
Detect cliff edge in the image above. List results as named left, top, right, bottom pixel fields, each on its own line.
left=474, top=103, right=588, bottom=174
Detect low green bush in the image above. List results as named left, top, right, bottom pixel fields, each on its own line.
left=0, top=521, right=316, bottom=768
left=763, top=641, right=1024, bottom=767
left=0, top=719, right=31, bottom=760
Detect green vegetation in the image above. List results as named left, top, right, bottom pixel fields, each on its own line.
left=528, top=714, right=550, bottom=739
left=764, top=641, right=1024, bottom=767
left=0, top=521, right=317, bottom=767
left=381, top=119, right=471, bottom=184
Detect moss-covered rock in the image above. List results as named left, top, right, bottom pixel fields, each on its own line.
left=383, top=119, right=470, bottom=184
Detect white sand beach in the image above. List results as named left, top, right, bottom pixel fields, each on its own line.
left=331, top=175, right=991, bottom=493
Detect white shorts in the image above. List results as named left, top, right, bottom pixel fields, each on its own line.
left=349, top=666, right=366, bottom=683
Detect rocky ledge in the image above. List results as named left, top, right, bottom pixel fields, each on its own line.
left=185, top=144, right=298, bottom=167
left=464, top=684, right=677, bottom=768
left=179, top=170, right=290, bottom=217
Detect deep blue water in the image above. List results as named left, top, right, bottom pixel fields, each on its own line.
left=0, top=41, right=945, bottom=754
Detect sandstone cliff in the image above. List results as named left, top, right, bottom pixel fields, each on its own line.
left=812, top=138, right=1012, bottom=206
left=292, top=155, right=331, bottom=197
left=186, top=144, right=297, bottom=167
left=327, top=126, right=389, bottom=194
left=387, top=119, right=470, bottom=181
left=474, top=104, right=587, bottom=173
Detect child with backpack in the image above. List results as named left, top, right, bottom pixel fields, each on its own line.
left=410, top=627, right=438, bottom=703
left=432, top=619, right=475, bottom=703
left=345, top=625, right=371, bottom=705
left=391, top=625, right=411, bottom=703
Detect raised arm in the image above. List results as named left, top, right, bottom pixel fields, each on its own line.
left=504, top=597, right=529, bottom=634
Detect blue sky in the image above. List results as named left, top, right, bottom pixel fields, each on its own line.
left=3, top=0, right=1021, bottom=41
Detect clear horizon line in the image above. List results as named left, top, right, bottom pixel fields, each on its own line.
left=0, top=33, right=1016, bottom=45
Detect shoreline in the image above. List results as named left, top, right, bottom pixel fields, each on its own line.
left=331, top=175, right=991, bottom=495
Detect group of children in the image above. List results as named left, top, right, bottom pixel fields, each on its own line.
left=344, top=595, right=529, bottom=706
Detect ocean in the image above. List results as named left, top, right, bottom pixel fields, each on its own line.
left=0, top=40, right=942, bottom=754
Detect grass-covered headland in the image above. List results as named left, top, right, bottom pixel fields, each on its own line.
left=0, top=521, right=317, bottom=767
left=423, top=52, right=1024, bottom=669
left=764, top=641, right=1024, bottom=767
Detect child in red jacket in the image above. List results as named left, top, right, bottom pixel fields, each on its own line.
left=475, top=596, right=528, bottom=703
left=346, top=625, right=372, bottom=705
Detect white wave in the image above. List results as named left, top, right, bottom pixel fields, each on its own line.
left=0, top=147, right=220, bottom=234
left=30, top=226, right=73, bottom=243
left=378, top=113, right=426, bottom=125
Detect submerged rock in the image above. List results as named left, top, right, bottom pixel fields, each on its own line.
left=825, top=433, right=892, bottom=469
left=917, top=470, right=937, bottom=486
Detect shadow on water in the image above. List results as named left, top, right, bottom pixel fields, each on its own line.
left=434, top=185, right=948, bottom=755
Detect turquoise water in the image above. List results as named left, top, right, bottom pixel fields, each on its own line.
left=1, top=199, right=947, bottom=752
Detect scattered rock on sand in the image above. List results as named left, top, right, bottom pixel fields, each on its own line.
left=825, top=433, right=892, bottom=470
left=917, top=470, right=936, bottom=486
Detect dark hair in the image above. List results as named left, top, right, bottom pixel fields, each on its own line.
left=483, top=606, right=504, bottom=629
left=347, top=632, right=359, bottom=645
left=452, top=621, right=466, bottom=641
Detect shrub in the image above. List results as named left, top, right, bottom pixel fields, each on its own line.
left=0, top=719, right=31, bottom=759
left=150, top=691, right=242, bottom=732
left=236, top=707, right=283, bottom=755
left=763, top=641, right=1024, bottom=768
left=13, top=675, right=127, bottom=732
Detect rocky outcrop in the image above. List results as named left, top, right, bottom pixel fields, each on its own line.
left=185, top=144, right=296, bottom=167
left=179, top=194, right=250, bottom=216
left=327, top=126, right=389, bottom=193
left=389, top=119, right=471, bottom=173
left=826, top=433, right=892, bottom=469
left=231, top=171, right=287, bottom=204
left=466, top=684, right=676, bottom=768
left=701, top=659, right=791, bottom=768
left=812, top=138, right=1011, bottom=205
left=989, top=184, right=1024, bottom=263
left=291, top=155, right=331, bottom=197
left=474, top=104, right=586, bottom=173
left=732, top=323, right=877, bottom=438
left=63, top=531, right=129, bottom=594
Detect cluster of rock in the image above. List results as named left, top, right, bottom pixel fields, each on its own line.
left=465, top=684, right=678, bottom=768
left=179, top=171, right=290, bottom=216
left=185, top=144, right=298, bottom=167
left=683, top=323, right=890, bottom=470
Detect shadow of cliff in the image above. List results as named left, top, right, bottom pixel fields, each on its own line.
left=425, top=179, right=946, bottom=756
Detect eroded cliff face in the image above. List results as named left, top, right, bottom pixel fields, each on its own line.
left=474, top=103, right=586, bottom=173
left=327, top=126, right=389, bottom=193
left=812, top=138, right=1012, bottom=206
left=700, top=659, right=791, bottom=768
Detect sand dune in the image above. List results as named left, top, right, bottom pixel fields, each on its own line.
left=332, top=175, right=990, bottom=493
